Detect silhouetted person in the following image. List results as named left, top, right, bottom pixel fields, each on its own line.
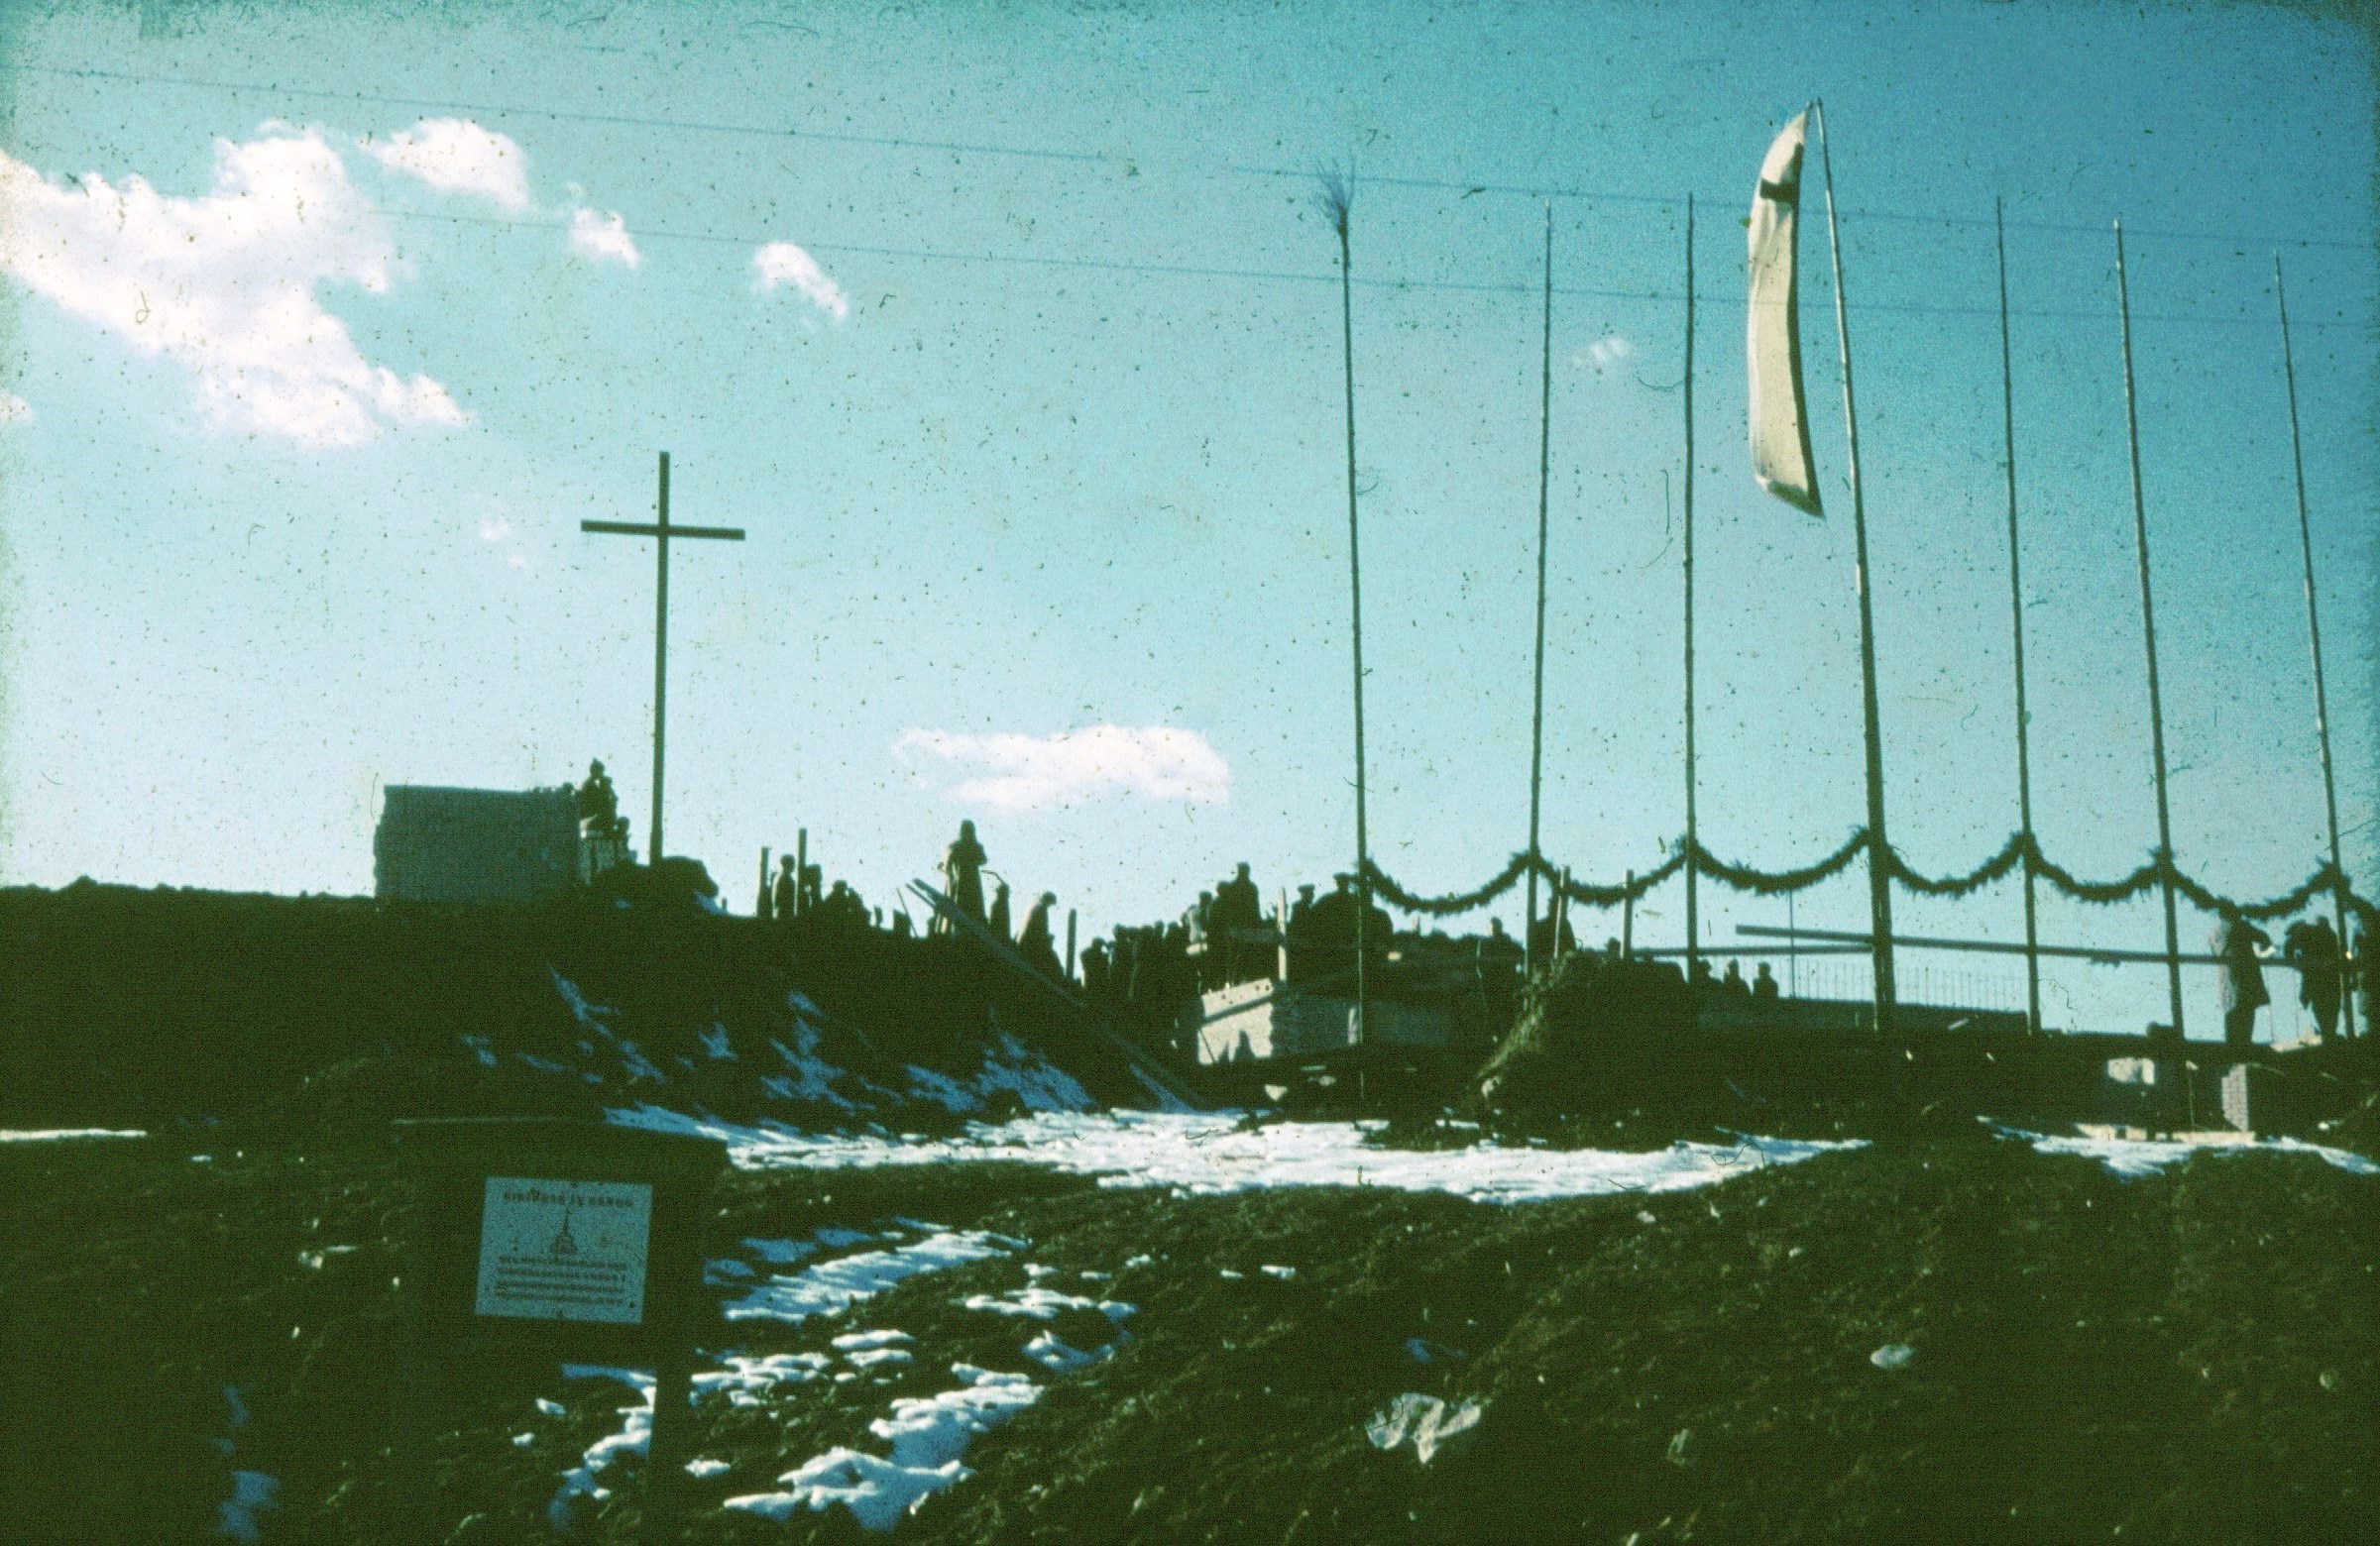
left=1284, top=884, right=1319, bottom=983
left=1306, top=875, right=1360, bottom=987
left=1688, top=957, right=1717, bottom=997
left=989, top=881, right=1013, bottom=943
left=1017, top=892, right=1060, bottom=977
left=2285, top=917, right=2343, bottom=1042
left=1477, top=917, right=1523, bottom=999
left=801, top=864, right=823, bottom=916
left=577, top=759, right=619, bottom=830
left=771, top=855, right=797, bottom=922
left=1184, top=891, right=1214, bottom=989
left=1719, top=959, right=1751, bottom=999
left=1214, top=862, right=1262, bottom=983
left=1082, top=938, right=1112, bottom=1000
left=1753, top=962, right=1780, bottom=1000
left=809, top=879, right=854, bottom=929
left=2214, top=911, right=2273, bottom=1049
left=940, top=821, right=987, bottom=936
left=891, top=911, right=914, bottom=939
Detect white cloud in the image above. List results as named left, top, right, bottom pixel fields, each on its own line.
left=0, top=391, right=29, bottom=423
left=895, top=725, right=1230, bottom=812
left=568, top=207, right=641, bottom=269
left=356, top=118, right=531, bottom=213
left=0, top=130, right=468, bottom=446
left=752, top=241, right=850, bottom=323
left=477, top=516, right=511, bottom=542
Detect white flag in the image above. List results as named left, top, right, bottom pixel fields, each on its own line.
left=1748, top=109, right=1821, bottom=515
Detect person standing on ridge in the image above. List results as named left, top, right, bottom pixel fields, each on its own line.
left=1017, top=891, right=1061, bottom=977
left=771, top=854, right=798, bottom=923
left=2284, top=916, right=2343, bottom=1042
left=2214, top=910, right=2274, bottom=1049
left=1214, top=862, right=1262, bottom=984
left=940, top=821, right=987, bottom=935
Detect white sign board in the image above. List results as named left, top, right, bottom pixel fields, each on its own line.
left=473, top=1176, right=652, bottom=1324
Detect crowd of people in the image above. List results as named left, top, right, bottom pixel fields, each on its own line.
left=729, top=808, right=2375, bottom=1050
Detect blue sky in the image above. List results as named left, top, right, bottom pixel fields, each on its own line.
left=2, top=0, right=2372, bottom=1039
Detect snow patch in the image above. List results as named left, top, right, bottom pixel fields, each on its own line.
left=548, top=1367, right=656, bottom=1527
left=1022, top=1333, right=1105, bottom=1374
left=767, top=1025, right=863, bottom=1110
left=723, top=1232, right=1018, bottom=1325
left=2001, top=1124, right=2380, bottom=1179
left=215, top=1471, right=279, bottom=1542
left=903, top=1064, right=980, bottom=1114
left=975, top=1033, right=1094, bottom=1113
left=961, top=1285, right=1089, bottom=1318
left=611, top=1108, right=1860, bottom=1202
left=695, top=1352, right=833, bottom=1406
left=723, top=1366, right=1041, bottom=1531
left=0, top=1129, right=148, bottom=1142
left=614, top=1038, right=667, bottom=1084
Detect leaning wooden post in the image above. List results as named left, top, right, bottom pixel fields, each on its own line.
left=1812, top=102, right=1898, bottom=1041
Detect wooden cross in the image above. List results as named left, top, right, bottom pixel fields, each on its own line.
left=582, top=452, right=744, bottom=864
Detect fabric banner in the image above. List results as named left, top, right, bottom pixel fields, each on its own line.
left=1748, top=109, right=1822, bottom=515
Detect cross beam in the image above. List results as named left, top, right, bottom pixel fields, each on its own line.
left=582, top=452, right=743, bottom=864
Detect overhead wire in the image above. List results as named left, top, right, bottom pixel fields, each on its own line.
left=18, top=60, right=2373, bottom=259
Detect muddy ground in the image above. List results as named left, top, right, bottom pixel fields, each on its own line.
left=4, top=1120, right=2375, bottom=1546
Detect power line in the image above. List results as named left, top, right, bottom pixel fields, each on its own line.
left=400, top=207, right=2373, bottom=333
left=20, top=61, right=2370, bottom=254
left=14, top=62, right=1108, bottom=165
left=1232, top=166, right=2368, bottom=252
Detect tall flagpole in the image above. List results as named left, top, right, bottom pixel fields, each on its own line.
left=2113, top=220, right=2187, bottom=1038
left=1813, top=101, right=1897, bottom=1038
left=1526, top=203, right=1554, bottom=983
left=1681, top=193, right=1701, bottom=992
left=2275, top=254, right=2353, bottom=1039
left=1328, top=171, right=1372, bottom=1062
left=1994, top=200, right=2043, bottom=1037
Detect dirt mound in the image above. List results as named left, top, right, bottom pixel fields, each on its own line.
left=1, top=882, right=1184, bottom=1137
